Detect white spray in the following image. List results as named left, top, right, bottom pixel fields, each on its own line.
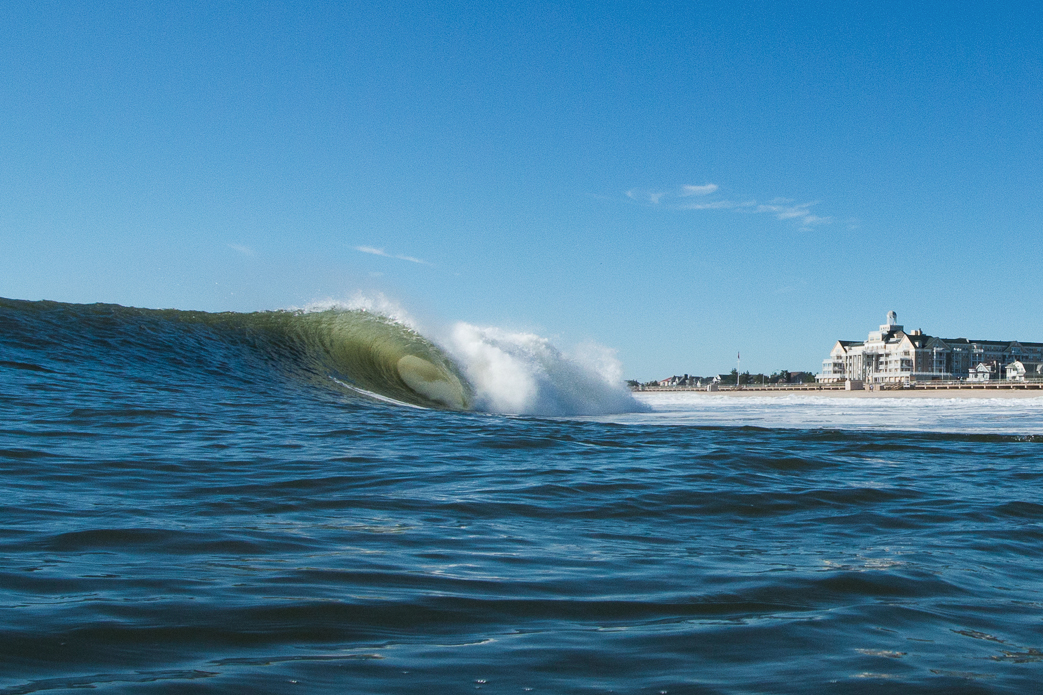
left=445, top=323, right=643, bottom=416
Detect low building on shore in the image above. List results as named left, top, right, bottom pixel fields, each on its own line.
left=817, top=311, right=1043, bottom=385
left=656, top=374, right=703, bottom=387
left=1006, top=360, right=1043, bottom=382
left=968, top=363, right=997, bottom=382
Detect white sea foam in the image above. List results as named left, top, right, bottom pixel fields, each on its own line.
left=610, top=392, right=1043, bottom=434
left=445, top=323, right=642, bottom=416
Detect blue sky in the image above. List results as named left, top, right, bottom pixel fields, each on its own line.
left=2, top=1, right=1041, bottom=379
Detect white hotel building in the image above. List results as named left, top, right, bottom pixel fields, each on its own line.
left=817, top=312, right=1043, bottom=384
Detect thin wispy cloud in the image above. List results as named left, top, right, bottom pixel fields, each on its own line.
left=356, top=245, right=391, bottom=257
left=678, top=199, right=753, bottom=211
left=626, top=189, right=667, bottom=205
left=750, top=199, right=833, bottom=226
left=354, top=246, right=432, bottom=266
left=227, top=243, right=255, bottom=256
left=628, top=183, right=835, bottom=230
left=627, top=183, right=717, bottom=205
left=680, top=183, right=718, bottom=196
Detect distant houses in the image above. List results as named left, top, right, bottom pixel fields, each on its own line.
left=655, top=374, right=704, bottom=387
left=817, top=311, right=1043, bottom=385
left=642, top=371, right=815, bottom=389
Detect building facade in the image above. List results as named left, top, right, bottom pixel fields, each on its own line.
left=817, top=312, right=1043, bottom=384
left=1006, top=361, right=1043, bottom=382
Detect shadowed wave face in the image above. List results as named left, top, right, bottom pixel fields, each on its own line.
left=0, top=298, right=640, bottom=416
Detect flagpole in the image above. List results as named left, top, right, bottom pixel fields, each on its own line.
left=737, top=351, right=740, bottom=387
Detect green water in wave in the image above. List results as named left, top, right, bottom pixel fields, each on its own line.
left=205, top=308, right=471, bottom=410
left=275, top=309, right=471, bottom=409
left=1, top=299, right=473, bottom=410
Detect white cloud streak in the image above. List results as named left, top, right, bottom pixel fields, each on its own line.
left=629, top=183, right=834, bottom=230
left=625, top=189, right=667, bottom=204
left=227, top=243, right=255, bottom=256
left=354, top=246, right=432, bottom=266
left=677, top=199, right=754, bottom=211
left=679, top=183, right=719, bottom=196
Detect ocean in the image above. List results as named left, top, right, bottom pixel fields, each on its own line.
left=1, top=297, right=1041, bottom=693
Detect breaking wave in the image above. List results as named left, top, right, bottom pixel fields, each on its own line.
left=0, top=297, right=642, bottom=416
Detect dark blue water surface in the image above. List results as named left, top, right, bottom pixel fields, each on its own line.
left=2, top=299, right=1042, bottom=694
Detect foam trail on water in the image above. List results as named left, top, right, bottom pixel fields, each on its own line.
left=446, top=323, right=645, bottom=416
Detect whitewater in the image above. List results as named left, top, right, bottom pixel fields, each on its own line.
left=1, top=297, right=1042, bottom=693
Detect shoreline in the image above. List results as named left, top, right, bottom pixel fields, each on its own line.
left=632, top=387, right=1043, bottom=399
